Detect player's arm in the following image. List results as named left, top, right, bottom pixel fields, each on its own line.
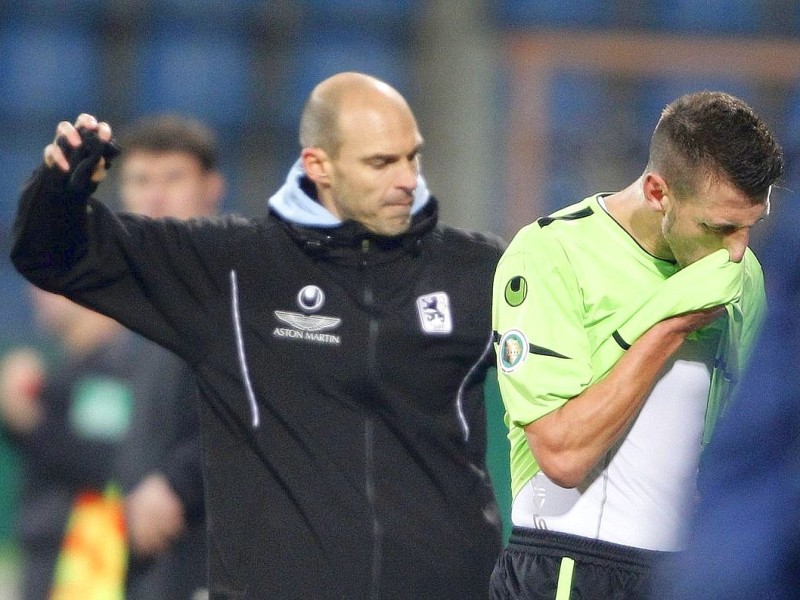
left=526, top=306, right=724, bottom=488
left=11, top=115, right=220, bottom=364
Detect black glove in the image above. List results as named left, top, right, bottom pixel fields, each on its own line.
left=55, top=127, right=122, bottom=197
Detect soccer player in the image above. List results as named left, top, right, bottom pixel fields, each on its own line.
left=490, top=91, right=783, bottom=598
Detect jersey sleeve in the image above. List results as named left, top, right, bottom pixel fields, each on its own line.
left=492, top=227, right=593, bottom=428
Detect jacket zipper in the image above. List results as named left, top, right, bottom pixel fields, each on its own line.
left=361, top=239, right=382, bottom=598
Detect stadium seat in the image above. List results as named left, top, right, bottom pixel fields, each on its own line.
left=3, top=0, right=106, bottom=24
left=781, top=82, right=800, bottom=145
left=0, top=127, right=45, bottom=341
left=300, top=0, right=419, bottom=25
left=0, top=130, right=45, bottom=231
left=775, top=82, right=800, bottom=208
left=539, top=71, right=615, bottom=212
left=0, top=263, right=36, bottom=344
left=142, top=0, right=261, bottom=27
left=546, top=70, right=615, bottom=137
left=132, top=27, right=252, bottom=129
left=493, top=0, right=614, bottom=29
left=648, top=0, right=762, bottom=35
left=752, top=82, right=799, bottom=285
left=0, top=24, right=100, bottom=120
left=277, top=28, right=411, bottom=128
left=633, top=76, right=757, bottom=131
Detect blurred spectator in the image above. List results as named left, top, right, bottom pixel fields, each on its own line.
left=0, top=288, right=137, bottom=600
left=112, top=114, right=224, bottom=599
left=0, top=114, right=223, bottom=600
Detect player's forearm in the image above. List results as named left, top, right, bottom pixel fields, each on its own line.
left=10, top=165, right=91, bottom=283
left=525, top=317, right=689, bottom=488
left=12, top=117, right=114, bottom=285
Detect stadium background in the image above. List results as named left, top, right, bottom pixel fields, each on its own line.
left=2, top=1, right=800, bottom=596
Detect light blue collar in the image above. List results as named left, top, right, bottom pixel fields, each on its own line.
left=268, top=159, right=431, bottom=227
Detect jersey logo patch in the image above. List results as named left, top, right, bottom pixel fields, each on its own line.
left=499, top=329, right=529, bottom=372
left=504, top=276, right=527, bottom=307
left=297, top=284, right=326, bottom=312
left=416, top=292, right=452, bottom=335
left=273, top=285, right=341, bottom=345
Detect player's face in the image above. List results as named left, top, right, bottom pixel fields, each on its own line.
left=323, top=101, right=423, bottom=237
left=119, top=151, right=220, bottom=219
left=660, top=178, right=768, bottom=267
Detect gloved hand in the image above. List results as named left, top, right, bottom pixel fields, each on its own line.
left=55, top=126, right=121, bottom=197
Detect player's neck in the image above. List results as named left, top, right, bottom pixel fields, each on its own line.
left=604, top=180, right=671, bottom=260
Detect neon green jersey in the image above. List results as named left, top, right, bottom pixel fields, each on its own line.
left=492, top=195, right=766, bottom=499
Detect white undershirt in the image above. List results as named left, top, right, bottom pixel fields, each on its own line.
left=512, top=336, right=717, bottom=551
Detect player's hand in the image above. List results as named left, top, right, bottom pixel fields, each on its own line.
left=45, top=114, right=111, bottom=174
left=125, top=473, right=187, bottom=557
left=44, top=114, right=121, bottom=200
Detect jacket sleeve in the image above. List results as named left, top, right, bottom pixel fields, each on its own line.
left=11, top=165, right=228, bottom=364
left=11, top=166, right=94, bottom=280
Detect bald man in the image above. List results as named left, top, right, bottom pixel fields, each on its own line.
left=11, top=73, right=505, bottom=598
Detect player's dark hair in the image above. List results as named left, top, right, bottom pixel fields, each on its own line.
left=648, top=91, right=783, bottom=202
left=119, top=114, right=219, bottom=171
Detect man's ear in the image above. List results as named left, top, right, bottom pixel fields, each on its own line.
left=301, top=148, right=331, bottom=187
left=642, top=172, right=670, bottom=212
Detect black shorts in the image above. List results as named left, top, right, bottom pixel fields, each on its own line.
left=490, top=527, right=672, bottom=599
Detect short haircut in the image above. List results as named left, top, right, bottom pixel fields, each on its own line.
left=298, top=90, right=341, bottom=156
left=119, top=114, right=219, bottom=171
left=647, top=91, right=783, bottom=202
left=297, top=72, right=400, bottom=158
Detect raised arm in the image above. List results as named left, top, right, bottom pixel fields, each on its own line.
left=10, top=115, right=227, bottom=364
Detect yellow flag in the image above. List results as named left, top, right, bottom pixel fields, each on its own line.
left=50, top=484, right=128, bottom=600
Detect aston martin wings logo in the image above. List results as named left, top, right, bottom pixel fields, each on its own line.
left=274, top=311, right=341, bottom=332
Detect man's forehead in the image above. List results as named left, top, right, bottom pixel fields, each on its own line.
left=360, top=138, right=424, bottom=158
left=338, top=132, right=422, bottom=162
left=702, top=195, right=769, bottom=227
left=122, top=151, right=203, bottom=172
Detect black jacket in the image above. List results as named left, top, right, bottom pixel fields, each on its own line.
left=12, top=166, right=505, bottom=599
